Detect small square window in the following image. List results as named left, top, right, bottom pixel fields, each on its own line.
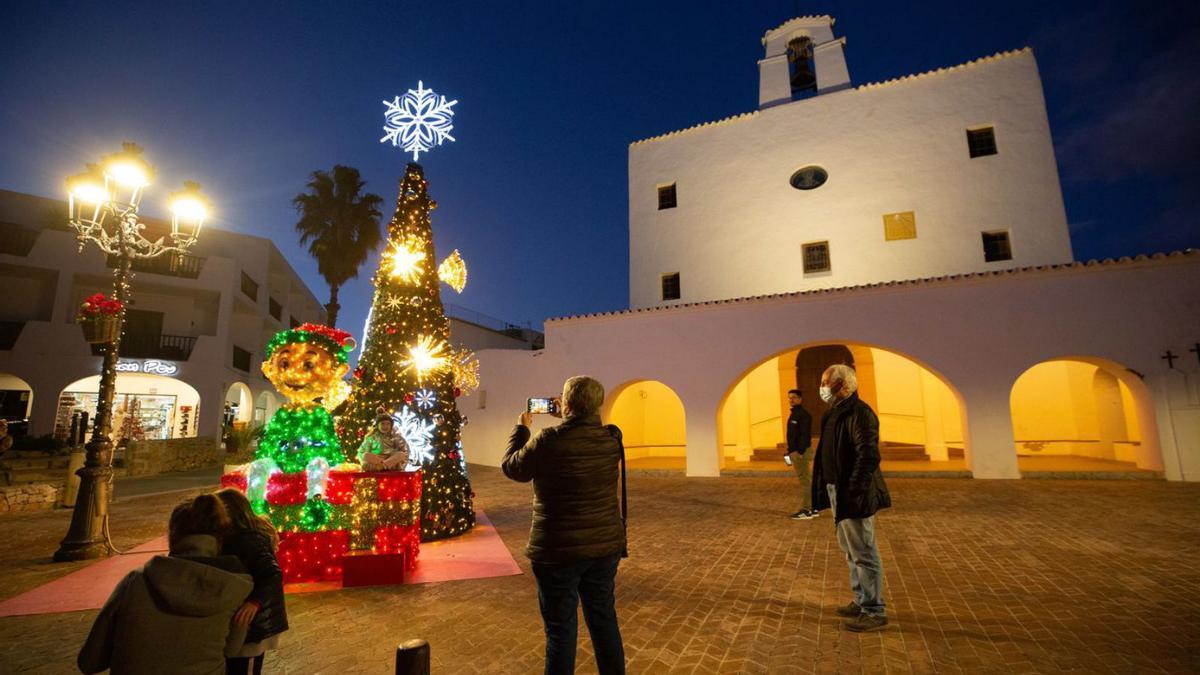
left=967, top=127, right=998, bottom=158
left=240, top=272, right=259, bottom=301
left=661, top=273, right=681, bottom=301
left=883, top=211, right=917, bottom=241
left=657, top=183, right=677, bottom=210
left=982, top=231, right=1012, bottom=262
left=802, top=242, right=831, bottom=273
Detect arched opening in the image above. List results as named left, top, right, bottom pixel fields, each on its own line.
left=57, top=373, right=201, bottom=445
left=605, top=380, right=687, bottom=470
left=224, top=382, right=253, bottom=428
left=718, top=343, right=967, bottom=474
left=254, top=390, right=279, bottom=424
left=1009, top=358, right=1160, bottom=474
left=0, top=373, right=34, bottom=438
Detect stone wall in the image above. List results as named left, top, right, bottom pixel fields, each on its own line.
left=125, top=436, right=223, bottom=477
left=0, top=484, right=63, bottom=513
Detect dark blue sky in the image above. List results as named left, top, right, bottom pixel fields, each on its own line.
left=2, top=1, right=1196, bottom=340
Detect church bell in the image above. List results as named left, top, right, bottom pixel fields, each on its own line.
left=787, top=37, right=816, bottom=91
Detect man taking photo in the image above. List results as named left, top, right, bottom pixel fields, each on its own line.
left=503, top=375, right=626, bottom=675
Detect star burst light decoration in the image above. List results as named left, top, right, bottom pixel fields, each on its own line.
left=386, top=237, right=426, bottom=284
left=380, top=81, right=458, bottom=161
left=401, top=334, right=449, bottom=383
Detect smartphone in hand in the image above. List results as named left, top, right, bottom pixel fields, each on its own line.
left=527, top=397, right=560, bottom=415
left=783, top=454, right=793, bottom=466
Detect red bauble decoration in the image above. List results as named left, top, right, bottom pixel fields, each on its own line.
left=404, top=393, right=414, bottom=404
left=386, top=325, right=397, bottom=335
left=453, top=387, right=462, bottom=397
left=353, top=366, right=364, bottom=379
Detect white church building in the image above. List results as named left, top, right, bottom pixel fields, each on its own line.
left=461, top=16, right=1200, bottom=481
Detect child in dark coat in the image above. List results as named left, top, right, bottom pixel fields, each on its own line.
left=217, top=489, right=288, bottom=674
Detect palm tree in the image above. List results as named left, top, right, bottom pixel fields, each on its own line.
left=293, top=166, right=384, bottom=327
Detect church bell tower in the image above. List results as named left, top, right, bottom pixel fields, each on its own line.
left=758, top=15, right=851, bottom=108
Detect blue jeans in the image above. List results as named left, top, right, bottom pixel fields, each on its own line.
left=827, top=484, right=886, bottom=617
left=530, top=554, right=625, bottom=675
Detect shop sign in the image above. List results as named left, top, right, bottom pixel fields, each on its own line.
left=115, top=359, right=179, bottom=376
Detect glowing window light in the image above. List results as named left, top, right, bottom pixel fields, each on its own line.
left=380, top=81, right=458, bottom=161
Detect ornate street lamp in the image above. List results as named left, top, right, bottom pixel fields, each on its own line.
left=54, top=143, right=210, bottom=561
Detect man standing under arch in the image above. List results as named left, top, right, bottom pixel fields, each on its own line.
left=811, top=364, right=892, bottom=632
left=785, top=389, right=817, bottom=520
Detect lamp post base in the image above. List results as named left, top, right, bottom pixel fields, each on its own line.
left=53, top=440, right=115, bottom=562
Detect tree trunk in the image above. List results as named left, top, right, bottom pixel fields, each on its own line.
left=326, top=284, right=340, bottom=327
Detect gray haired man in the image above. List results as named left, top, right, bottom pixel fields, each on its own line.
left=810, top=364, right=892, bottom=632
left=503, top=375, right=627, bottom=674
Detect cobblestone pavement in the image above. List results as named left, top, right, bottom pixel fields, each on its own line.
left=1, top=467, right=1198, bottom=674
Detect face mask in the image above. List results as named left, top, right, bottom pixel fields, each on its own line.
left=819, top=386, right=835, bottom=403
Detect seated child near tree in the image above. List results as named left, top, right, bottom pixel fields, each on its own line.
left=358, top=408, right=410, bottom=471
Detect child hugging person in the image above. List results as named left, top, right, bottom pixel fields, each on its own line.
left=217, top=489, right=287, bottom=675
left=78, top=494, right=252, bottom=675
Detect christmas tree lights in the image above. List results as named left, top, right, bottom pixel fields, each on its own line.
left=338, top=162, right=476, bottom=541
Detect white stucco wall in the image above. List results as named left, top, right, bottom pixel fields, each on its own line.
left=462, top=254, right=1200, bottom=481
left=629, top=48, right=1072, bottom=309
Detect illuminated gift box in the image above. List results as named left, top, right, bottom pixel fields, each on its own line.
left=220, top=469, right=422, bottom=583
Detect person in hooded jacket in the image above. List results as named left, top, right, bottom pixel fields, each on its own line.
left=217, top=488, right=287, bottom=675
left=78, top=494, right=252, bottom=675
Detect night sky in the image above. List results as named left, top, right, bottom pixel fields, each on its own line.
left=2, top=1, right=1196, bottom=340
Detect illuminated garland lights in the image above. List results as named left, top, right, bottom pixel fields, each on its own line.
left=220, top=469, right=422, bottom=583
left=337, top=162, right=476, bottom=541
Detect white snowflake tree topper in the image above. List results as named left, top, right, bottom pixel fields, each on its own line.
left=380, top=81, right=458, bottom=161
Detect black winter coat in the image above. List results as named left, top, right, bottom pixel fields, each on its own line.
left=221, top=530, right=288, bottom=644
left=811, top=393, right=892, bottom=522
left=786, top=405, right=812, bottom=454
left=502, top=414, right=626, bottom=563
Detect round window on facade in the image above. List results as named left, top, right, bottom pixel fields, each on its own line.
left=790, top=166, right=828, bottom=190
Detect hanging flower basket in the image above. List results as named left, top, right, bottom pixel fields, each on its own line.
left=77, top=293, right=123, bottom=344
left=80, top=314, right=120, bottom=344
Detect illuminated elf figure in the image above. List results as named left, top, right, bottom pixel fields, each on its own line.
left=256, top=323, right=355, bottom=508
left=338, top=162, right=477, bottom=541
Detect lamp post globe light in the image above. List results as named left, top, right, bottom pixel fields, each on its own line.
left=53, top=143, right=210, bottom=562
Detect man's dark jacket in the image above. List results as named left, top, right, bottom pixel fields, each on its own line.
left=502, top=413, right=625, bottom=563
left=786, top=404, right=812, bottom=455
left=221, top=530, right=287, bottom=644
left=811, top=393, right=891, bottom=522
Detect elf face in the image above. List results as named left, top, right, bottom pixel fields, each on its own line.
left=262, top=342, right=349, bottom=406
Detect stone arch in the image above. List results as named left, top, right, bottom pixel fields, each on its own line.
left=254, top=390, right=279, bottom=424
left=604, top=380, right=687, bottom=464
left=0, top=372, right=34, bottom=436
left=717, top=341, right=970, bottom=473
left=223, top=382, right=253, bottom=427
left=1009, top=356, right=1161, bottom=472
left=58, top=373, right=202, bottom=442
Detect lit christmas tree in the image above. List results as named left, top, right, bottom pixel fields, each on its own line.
left=338, top=162, right=477, bottom=541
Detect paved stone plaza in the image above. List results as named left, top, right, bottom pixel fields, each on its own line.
left=0, top=467, right=1197, bottom=673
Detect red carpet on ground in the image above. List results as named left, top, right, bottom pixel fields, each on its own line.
left=0, top=510, right=522, bottom=617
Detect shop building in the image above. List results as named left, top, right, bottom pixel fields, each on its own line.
left=0, top=189, right=327, bottom=443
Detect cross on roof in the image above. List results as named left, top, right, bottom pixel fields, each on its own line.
left=1162, top=350, right=1178, bottom=369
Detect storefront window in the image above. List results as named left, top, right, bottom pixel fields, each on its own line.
left=57, top=392, right=182, bottom=446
